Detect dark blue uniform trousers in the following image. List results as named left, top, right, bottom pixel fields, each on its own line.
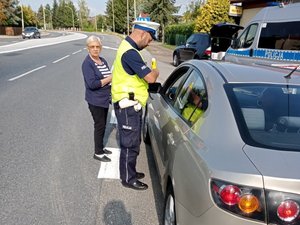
left=114, top=103, right=142, bottom=184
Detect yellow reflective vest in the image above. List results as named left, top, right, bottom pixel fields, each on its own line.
left=111, top=40, right=149, bottom=106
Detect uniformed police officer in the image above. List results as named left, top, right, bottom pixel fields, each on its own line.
left=111, top=17, right=160, bottom=190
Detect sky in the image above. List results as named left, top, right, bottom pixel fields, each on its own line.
left=21, top=0, right=191, bottom=16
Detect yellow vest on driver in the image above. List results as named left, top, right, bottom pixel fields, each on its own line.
left=111, top=40, right=149, bottom=107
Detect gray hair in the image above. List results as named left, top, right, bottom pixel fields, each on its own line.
left=86, top=35, right=102, bottom=47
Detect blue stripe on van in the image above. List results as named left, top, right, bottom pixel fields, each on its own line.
left=226, top=49, right=251, bottom=56
left=227, top=48, right=300, bottom=62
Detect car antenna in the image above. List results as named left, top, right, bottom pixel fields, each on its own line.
left=284, top=65, right=300, bottom=79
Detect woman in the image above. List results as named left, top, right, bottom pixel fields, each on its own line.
left=82, top=35, right=112, bottom=162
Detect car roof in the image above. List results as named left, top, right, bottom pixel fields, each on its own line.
left=188, top=60, right=300, bottom=85
left=251, top=2, right=300, bottom=22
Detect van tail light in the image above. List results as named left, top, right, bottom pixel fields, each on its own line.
left=211, top=179, right=300, bottom=224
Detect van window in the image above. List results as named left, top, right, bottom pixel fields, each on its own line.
left=258, top=21, right=300, bottom=50
left=235, top=24, right=258, bottom=49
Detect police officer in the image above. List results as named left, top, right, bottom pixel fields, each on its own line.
left=111, top=17, right=160, bottom=190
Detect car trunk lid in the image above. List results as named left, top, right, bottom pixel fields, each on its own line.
left=243, top=145, right=300, bottom=193
left=210, top=22, right=243, bottom=60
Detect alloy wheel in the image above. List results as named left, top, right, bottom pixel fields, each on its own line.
left=164, top=193, right=176, bottom=225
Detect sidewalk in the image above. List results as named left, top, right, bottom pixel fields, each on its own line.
left=147, top=41, right=173, bottom=65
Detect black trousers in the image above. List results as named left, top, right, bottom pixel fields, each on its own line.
left=88, top=104, right=109, bottom=155
left=114, top=103, right=142, bottom=184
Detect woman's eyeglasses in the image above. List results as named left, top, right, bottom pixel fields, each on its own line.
left=88, top=45, right=101, bottom=49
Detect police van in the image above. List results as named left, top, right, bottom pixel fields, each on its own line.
left=225, top=2, right=300, bottom=69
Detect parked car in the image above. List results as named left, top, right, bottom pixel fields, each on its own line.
left=22, top=27, right=41, bottom=39
left=173, top=24, right=242, bottom=66
left=172, top=33, right=211, bottom=66
left=144, top=60, right=300, bottom=225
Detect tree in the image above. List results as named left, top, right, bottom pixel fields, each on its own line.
left=37, top=4, right=52, bottom=29
left=142, top=0, right=178, bottom=43
left=0, top=0, right=20, bottom=26
left=52, top=0, right=59, bottom=29
left=77, top=0, right=90, bottom=30
left=97, top=15, right=107, bottom=32
left=182, top=0, right=205, bottom=23
left=105, top=0, right=134, bottom=34
left=21, top=5, right=38, bottom=26
left=194, top=0, right=234, bottom=33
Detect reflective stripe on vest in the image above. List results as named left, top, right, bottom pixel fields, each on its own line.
left=111, top=40, right=149, bottom=106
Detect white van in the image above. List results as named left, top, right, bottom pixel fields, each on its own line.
left=225, top=2, right=300, bottom=69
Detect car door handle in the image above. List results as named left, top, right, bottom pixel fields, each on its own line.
left=155, top=110, right=160, bottom=118
left=167, top=133, right=175, bottom=145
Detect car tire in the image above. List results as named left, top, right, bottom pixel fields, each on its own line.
left=173, top=54, right=179, bottom=67
left=143, top=106, right=151, bottom=144
left=164, top=185, right=176, bottom=225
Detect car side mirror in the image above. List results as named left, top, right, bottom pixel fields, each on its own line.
left=148, top=83, right=162, bottom=93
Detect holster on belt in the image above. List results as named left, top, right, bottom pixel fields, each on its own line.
left=118, top=98, right=142, bottom=111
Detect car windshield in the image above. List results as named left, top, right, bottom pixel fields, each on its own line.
left=24, top=27, right=35, bottom=31
left=226, top=83, right=300, bottom=151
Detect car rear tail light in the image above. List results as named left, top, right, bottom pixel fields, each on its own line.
left=204, top=48, right=211, bottom=57
left=219, top=185, right=241, bottom=205
left=211, top=179, right=265, bottom=222
left=212, top=179, right=300, bottom=224
left=266, top=190, right=300, bottom=224
left=238, top=194, right=259, bottom=213
left=277, top=200, right=300, bottom=222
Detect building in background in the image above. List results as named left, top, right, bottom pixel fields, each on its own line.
left=230, top=0, right=300, bottom=27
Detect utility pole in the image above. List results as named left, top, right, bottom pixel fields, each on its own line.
left=20, top=2, right=24, bottom=30
left=112, top=0, right=115, bottom=32
left=43, top=6, right=46, bottom=30
left=127, top=0, right=129, bottom=35
left=134, top=0, right=136, bottom=19
left=95, top=15, right=97, bottom=32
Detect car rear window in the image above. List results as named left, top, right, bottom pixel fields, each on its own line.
left=225, top=83, right=300, bottom=151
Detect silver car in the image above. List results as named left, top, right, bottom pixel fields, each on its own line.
left=143, top=60, right=300, bottom=225
left=22, top=27, right=41, bottom=39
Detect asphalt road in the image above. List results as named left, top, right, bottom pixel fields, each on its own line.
left=0, top=32, right=174, bottom=225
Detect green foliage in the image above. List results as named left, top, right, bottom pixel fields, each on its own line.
left=0, top=0, right=20, bottom=26
left=195, top=0, right=234, bottom=33
left=182, top=0, right=205, bottom=23
left=21, top=5, right=38, bottom=27
left=97, top=15, right=107, bottom=31
left=105, top=0, right=134, bottom=34
left=165, top=23, right=195, bottom=45
left=142, top=0, right=178, bottom=43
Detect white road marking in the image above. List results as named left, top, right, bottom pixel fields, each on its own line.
left=8, top=65, right=46, bottom=81
left=52, top=55, right=70, bottom=63
left=72, top=50, right=82, bottom=55
left=103, top=46, right=118, bottom=51
left=97, top=147, right=121, bottom=179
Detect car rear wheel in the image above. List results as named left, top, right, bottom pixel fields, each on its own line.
left=173, top=54, right=179, bottom=67
left=164, top=186, right=176, bottom=225
left=143, top=106, right=151, bottom=144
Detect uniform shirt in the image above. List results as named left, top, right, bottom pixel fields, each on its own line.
left=121, top=36, right=151, bottom=79
left=82, top=55, right=111, bottom=108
